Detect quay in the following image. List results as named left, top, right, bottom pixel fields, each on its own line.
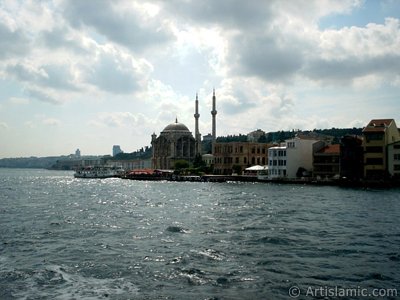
left=120, top=171, right=400, bottom=188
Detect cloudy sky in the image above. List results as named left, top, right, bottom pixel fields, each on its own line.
left=1, top=0, right=400, bottom=158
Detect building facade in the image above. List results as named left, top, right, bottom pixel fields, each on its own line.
left=313, top=144, right=340, bottom=179
left=151, top=119, right=196, bottom=169
left=213, top=142, right=272, bottom=175
left=268, top=146, right=287, bottom=179
left=112, top=145, right=123, bottom=157
left=388, top=141, right=400, bottom=178
left=362, top=119, right=400, bottom=179
left=285, top=137, right=325, bottom=179
left=340, top=135, right=363, bottom=180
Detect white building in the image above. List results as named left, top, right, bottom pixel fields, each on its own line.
left=202, top=153, right=214, bottom=166
left=286, top=137, right=324, bottom=178
left=268, top=137, right=324, bottom=179
left=268, top=146, right=287, bottom=179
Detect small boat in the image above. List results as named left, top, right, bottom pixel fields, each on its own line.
left=74, top=166, right=124, bottom=178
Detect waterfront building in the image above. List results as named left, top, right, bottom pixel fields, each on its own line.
left=285, top=137, right=325, bottom=179
left=362, top=119, right=400, bottom=179
left=107, top=159, right=151, bottom=170
left=340, top=135, right=363, bottom=181
left=112, top=145, right=123, bottom=157
left=151, top=119, right=196, bottom=169
left=202, top=153, right=214, bottom=167
left=213, top=142, right=273, bottom=175
left=388, top=140, right=400, bottom=178
left=313, top=144, right=340, bottom=179
left=268, top=146, right=287, bottom=179
left=151, top=91, right=218, bottom=169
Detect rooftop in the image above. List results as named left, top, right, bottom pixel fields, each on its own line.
left=363, top=119, right=394, bottom=133
left=162, top=118, right=190, bottom=133
left=316, top=144, right=340, bottom=154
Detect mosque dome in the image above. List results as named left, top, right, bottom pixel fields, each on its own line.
left=162, top=118, right=190, bottom=133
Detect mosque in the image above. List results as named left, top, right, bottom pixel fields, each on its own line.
left=151, top=90, right=217, bottom=169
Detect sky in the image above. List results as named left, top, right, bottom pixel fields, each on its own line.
left=0, top=0, right=400, bottom=158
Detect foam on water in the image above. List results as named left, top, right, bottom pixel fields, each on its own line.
left=9, top=265, right=139, bottom=300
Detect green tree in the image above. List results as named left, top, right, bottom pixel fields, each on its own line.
left=193, top=154, right=206, bottom=168
left=174, top=160, right=189, bottom=170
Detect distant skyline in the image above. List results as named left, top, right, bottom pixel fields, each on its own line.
left=1, top=0, right=400, bottom=158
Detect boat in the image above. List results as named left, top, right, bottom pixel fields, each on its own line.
left=74, top=166, right=124, bottom=179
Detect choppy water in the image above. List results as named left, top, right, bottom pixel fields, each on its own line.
left=0, top=168, right=399, bottom=299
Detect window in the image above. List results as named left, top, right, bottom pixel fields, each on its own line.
left=366, top=146, right=383, bottom=153
left=394, top=154, right=400, bottom=160
left=235, top=157, right=239, bottom=163
left=365, top=133, right=383, bottom=142
left=366, top=158, right=383, bottom=165
left=394, top=165, right=400, bottom=171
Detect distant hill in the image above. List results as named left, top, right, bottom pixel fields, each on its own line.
left=216, top=128, right=363, bottom=144
left=0, top=156, right=65, bottom=169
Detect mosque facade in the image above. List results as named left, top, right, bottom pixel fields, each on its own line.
left=151, top=91, right=217, bottom=169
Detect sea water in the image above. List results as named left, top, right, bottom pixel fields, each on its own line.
left=0, top=168, right=399, bottom=299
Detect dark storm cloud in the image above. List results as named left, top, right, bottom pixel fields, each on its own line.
left=230, top=33, right=305, bottom=81
left=61, top=0, right=173, bottom=52
left=0, top=23, right=30, bottom=59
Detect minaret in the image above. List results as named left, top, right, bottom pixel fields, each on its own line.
left=211, top=89, right=217, bottom=144
left=194, top=93, right=201, bottom=155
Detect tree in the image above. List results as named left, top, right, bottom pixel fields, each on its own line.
left=174, top=160, right=189, bottom=170
left=193, top=154, right=206, bottom=168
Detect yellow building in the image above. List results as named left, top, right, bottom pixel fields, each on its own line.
left=362, top=119, right=400, bottom=179
left=213, top=142, right=273, bottom=175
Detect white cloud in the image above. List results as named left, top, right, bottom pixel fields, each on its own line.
left=42, top=118, right=61, bottom=126
left=0, top=0, right=399, bottom=157
left=8, top=97, right=30, bottom=105
left=61, top=0, right=173, bottom=53
left=0, top=121, right=8, bottom=129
